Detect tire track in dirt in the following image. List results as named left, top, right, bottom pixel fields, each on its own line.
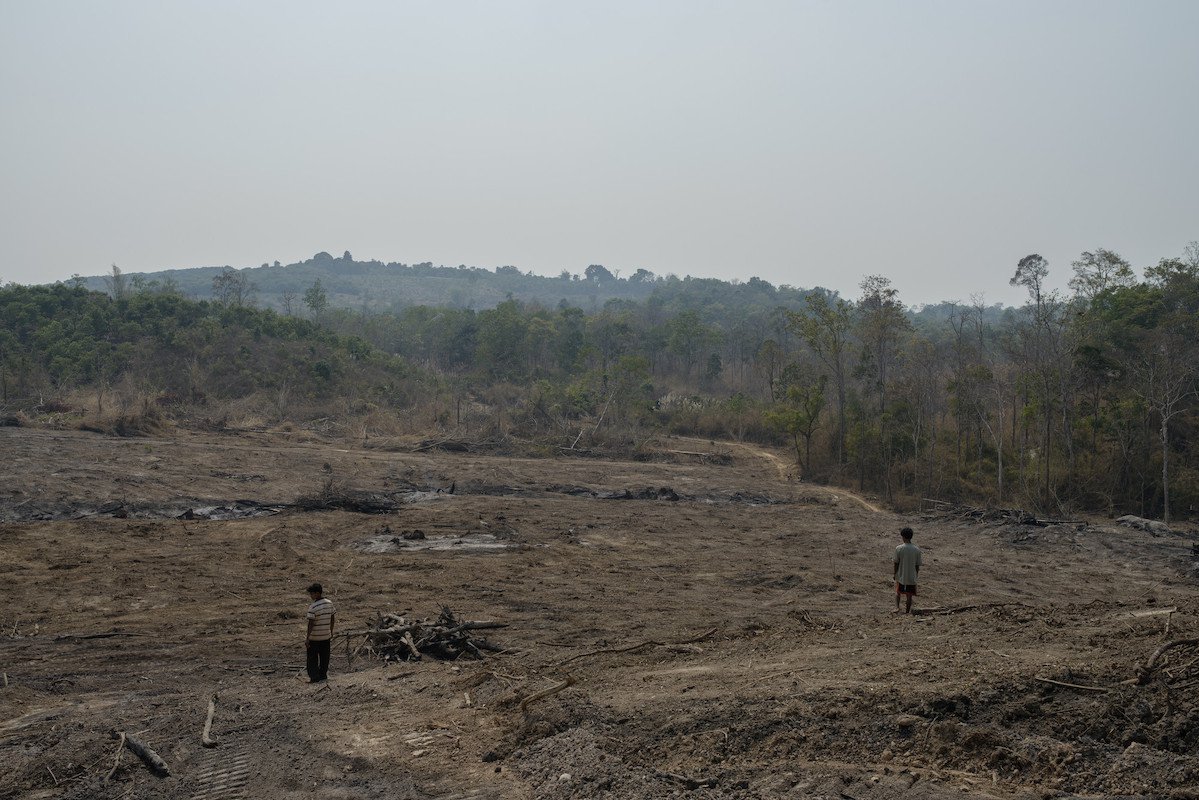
left=191, top=750, right=250, bottom=799
left=674, top=436, right=885, bottom=514
left=401, top=729, right=455, bottom=751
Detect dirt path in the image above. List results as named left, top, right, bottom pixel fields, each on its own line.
left=674, top=435, right=886, bottom=514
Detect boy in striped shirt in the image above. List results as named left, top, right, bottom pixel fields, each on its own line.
left=305, top=583, right=336, bottom=683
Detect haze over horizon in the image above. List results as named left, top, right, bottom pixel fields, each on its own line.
left=2, top=1, right=1196, bottom=306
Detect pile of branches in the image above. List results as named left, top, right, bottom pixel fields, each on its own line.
left=293, top=479, right=405, bottom=514
left=358, top=607, right=507, bottom=662
left=922, top=500, right=1080, bottom=527
left=413, top=435, right=511, bottom=454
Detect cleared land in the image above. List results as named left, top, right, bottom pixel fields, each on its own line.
left=1, top=426, right=1198, bottom=799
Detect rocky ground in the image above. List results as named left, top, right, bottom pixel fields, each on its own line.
left=2, top=425, right=1198, bottom=799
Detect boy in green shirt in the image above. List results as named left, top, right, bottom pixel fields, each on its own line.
left=892, top=527, right=922, bottom=614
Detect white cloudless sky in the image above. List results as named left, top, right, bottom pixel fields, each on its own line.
left=2, top=0, right=1196, bottom=305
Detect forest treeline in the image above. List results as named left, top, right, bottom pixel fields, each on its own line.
left=4, top=242, right=1197, bottom=522
left=0, top=284, right=424, bottom=426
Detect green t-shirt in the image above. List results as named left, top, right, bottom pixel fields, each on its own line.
left=893, top=542, right=922, bottom=585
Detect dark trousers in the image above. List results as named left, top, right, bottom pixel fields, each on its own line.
left=306, top=639, right=331, bottom=682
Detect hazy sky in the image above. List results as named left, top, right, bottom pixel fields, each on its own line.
left=2, top=1, right=1196, bottom=305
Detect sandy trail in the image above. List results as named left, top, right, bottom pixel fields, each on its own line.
left=673, top=435, right=886, bottom=513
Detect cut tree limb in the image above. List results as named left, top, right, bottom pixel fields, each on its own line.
left=401, top=631, right=420, bottom=660
left=676, top=627, right=719, bottom=645
left=1129, top=607, right=1178, bottom=618
left=54, top=631, right=145, bottom=641
left=1147, top=638, right=1199, bottom=670
left=520, top=675, right=576, bottom=714
left=1033, top=676, right=1110, bottom=693
left=556, top=627, right=718, bottom=666
left=105, top=732, right=125, bottom=781
left=917, top=602, right=1032, bottom=616
left=201, top=694, right=219, bottom=748
left=1129, top=637, right=1199, bottom=685
left=659, top=770, right=718, bottom=789
left=447, top=621, right=508, bottom=633
left=557, top=639, right=661, bottom=666
left=113, top=731, right=170, bottom=776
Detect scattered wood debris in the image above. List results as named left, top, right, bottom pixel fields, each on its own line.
left=352, top=607, right=508, bottom=662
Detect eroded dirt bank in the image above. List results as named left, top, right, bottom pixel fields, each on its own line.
left=2, top=427, right=1198, bottom=799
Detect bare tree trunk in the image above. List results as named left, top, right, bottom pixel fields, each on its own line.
left=996, top=404, right=1004, bottom=502
left=1044, top=412, right=1051, bottom=508
left=1161, top=411, right=1171, bottom=526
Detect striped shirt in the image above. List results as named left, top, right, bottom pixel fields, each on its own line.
left=306, top=597, right=335, bottom=641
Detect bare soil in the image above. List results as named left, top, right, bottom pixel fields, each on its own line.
left=2, top=426, right=1198, bottom=799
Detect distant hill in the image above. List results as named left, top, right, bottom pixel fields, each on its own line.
left=75, top=252, right=822, bottom=316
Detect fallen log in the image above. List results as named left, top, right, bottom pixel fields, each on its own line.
left=113, top=730, right=170, bottom=776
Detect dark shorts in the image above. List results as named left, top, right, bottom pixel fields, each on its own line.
left=895, top=582, right=917, bottom=596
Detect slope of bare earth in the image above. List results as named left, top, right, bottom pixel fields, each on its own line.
left=2, top=426, right=1198, bottom=800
